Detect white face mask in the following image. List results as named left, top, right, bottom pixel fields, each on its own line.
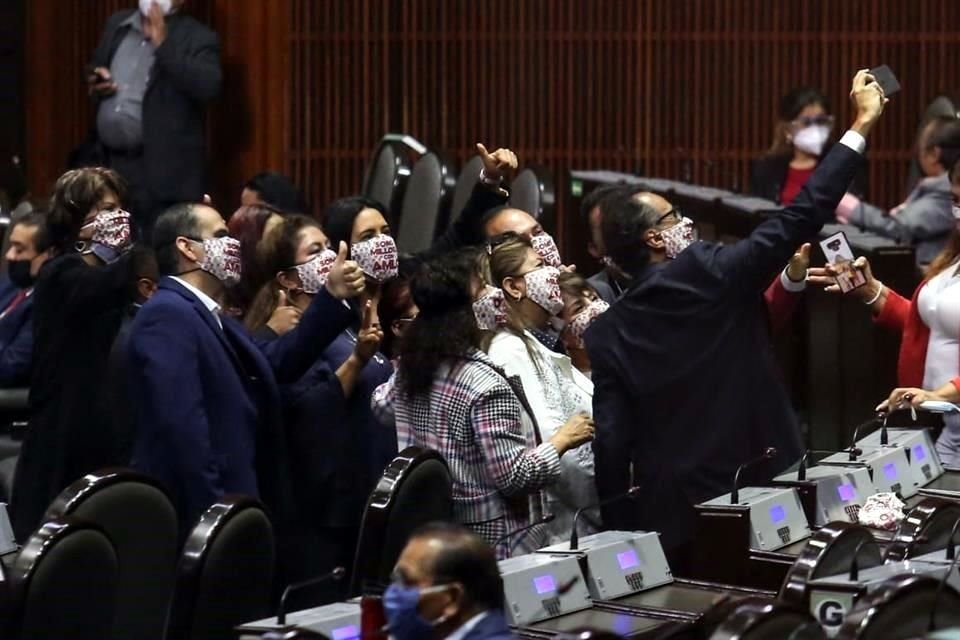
left=139, top=0, right=173, bottom=16
left=660, top=217, right=698, bottom=259
left=792, top=124, right=831, bottom=157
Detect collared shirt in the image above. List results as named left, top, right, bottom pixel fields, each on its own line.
left=97, top=12, right=156, bottom=150
left=446, top=611, right=490, bottom=640
left=169, top=276, right=222, bottom=329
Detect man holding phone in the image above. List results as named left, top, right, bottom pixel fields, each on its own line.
left=82, top=0, right=221, bottom=240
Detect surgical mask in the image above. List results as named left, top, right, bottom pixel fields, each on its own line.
left=530, top=232, right=562, bottom=268
left=293, top=249, right=337, bottom=294
left=139, top=0, right=173, bottom=16
left=191, top=236, right=241, bottom=286
left=565, top=299, right=610, bottom=349
left=473, top=286, right=507, bottom=330
left=660, top=217, right=697, bottom=259
left=792, top=124, right=831, bottom=157
left=383, top=582, right=451, bottom=640
left=7, top=260, right=35, bottom=289
left=351, top=234, right=398, bottom=283
left=523, top=266, right=564, bottom=315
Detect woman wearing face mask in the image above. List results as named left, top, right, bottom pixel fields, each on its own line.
left=245, top=214, right=385, bottom=601
left=751, top=86, right=868, bottom=204
left=377, top=275, right=419, bottom=361
left=10, top=167, right=135, bottom=540
left=481, top=235, right=599, bottom=545
left=224, top=203, right=284, bottom=317
left=374, top=248, right=594, bottom=558
left=557, top=272, right=608, bottom=377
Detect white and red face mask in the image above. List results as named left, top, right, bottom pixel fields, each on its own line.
left=530, top=232, right=562, bottom=268
left=660, top=217, right=697, bottom=259
left=564, top=299, right=610, bottom=349
left=294, top=249, right=337, bottom=294
left=86, top=209, right=132, bottom=249
left=523, top=266, right=564, bottom=316
left=194, top=236, right=242, bottom=286
left=352, top=234, right=399, bottom=283
left=473, top=286, right=508, bottom=330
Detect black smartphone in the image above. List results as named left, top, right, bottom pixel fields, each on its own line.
left=869, top=64, right=901, bottom=97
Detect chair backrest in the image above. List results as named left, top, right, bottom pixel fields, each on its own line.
left=42, top=468, right=179, bottom=640
left=709, top=597, right=825, bottom=640
left=5, top=517, right=119, bottom=640
left=885, top=497, right=960, bottom=562
left=165, top=496, right=275, bottom=640
left=395, top=152, right=457, bottom=254
left=508, top=166, right=556, bottom=228
left=350, top=447, right=453, bottom=594
left=837, top=574, right=960, bottom=639
left=361, top=139, right=415, bottom=221
left=447, top=154, right=485, bottom=228
left=779, top=522, right=882, bottom=606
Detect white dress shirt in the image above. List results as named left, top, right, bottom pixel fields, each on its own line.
left=169, top=276, right=222, bottom=329
left=918, top=264, right=960, bottom=391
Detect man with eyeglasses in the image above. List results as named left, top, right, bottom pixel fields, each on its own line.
left=585, top=70, right=887, bottom=570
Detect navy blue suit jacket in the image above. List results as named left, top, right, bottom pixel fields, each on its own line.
left=127, top=277, right=353, bottom=530
left=461, top=611, right=515, bottom=640
left=0, top=280, right=34, bottom=387
left=586, top=143, right=864, bottom=549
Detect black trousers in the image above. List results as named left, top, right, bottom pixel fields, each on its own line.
left=106, top=150, right=166, bottom=243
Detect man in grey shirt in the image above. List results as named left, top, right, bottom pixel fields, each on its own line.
left=837, top=116, right=960, bottom=269
left=87, top=0, right=220, bottom=240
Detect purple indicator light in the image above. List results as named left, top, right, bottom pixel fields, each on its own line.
left=770, top=505, right=786, bottom=524
left=331, top=625, right=360, bottom=640
left=533, top=574, right=556, bottom=595
left=837, top=484, right=857, bottom=502
left=617, top=549, right=640, bottom=571
left=883, top=462, right=898, bottom=481
left=913, top=444, right=926, bottom=462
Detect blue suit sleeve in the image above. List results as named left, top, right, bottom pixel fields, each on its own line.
left=0, top=316, right=33, bottom=387
left=129, top=303, right=222, bottom=520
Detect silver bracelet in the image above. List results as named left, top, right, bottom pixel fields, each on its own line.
left=864, top=283, right=884, bottom=306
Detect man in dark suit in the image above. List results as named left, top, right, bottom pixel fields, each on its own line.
left=86, top=0, right=221, bottom=238
left=0, top=212, right=53, bottom=387
left=126, top=202, right=365, bottom=535
left=387, top=523, right=514, bottom=640
left=585, top=71, right=887, bottom=566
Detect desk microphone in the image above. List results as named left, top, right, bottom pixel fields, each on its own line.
left=928, top=517, right=960, bottom=631
left=796, top=449, right=862, bottom=480
left=492, top=514, right=555, bottom=555
left=277, top=566, right=346, bottom=625
left=569, top=486, right=642, bottom=550
left=849, top=415, right=883, bottom=460
left=731, top=447, right=777, bottom=504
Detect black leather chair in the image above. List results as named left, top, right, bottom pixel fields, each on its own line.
left=884, top=497, right=960, bottom=562
left=361, top=135, right=422, bottom=220
left=447, top=154, right=485, bottom=227
left=43, top=468, right=178, bottom=640
left=0, top=455, right=16, bottom=502
left=350, top=447, right=453, bottom=594
left=708, top=597, right=825, bottom=640
left=837, top=574, right=960, bottom=638
left=4, top=517, right=119, bottom=640
left=779, top=522, right=882, bottom=607
left=395, top=151, right=457, bottom=254
left=509, top=166, right=556, bottom=229
left=165, top=496, right=275, bottom=640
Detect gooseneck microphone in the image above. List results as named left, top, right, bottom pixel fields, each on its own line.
left=569, top=486, right=642, bottom=550
left=849, top=415, right=884, bottom=460
left=796, top=449, right=862, bottom=480
left=277, top=566, right=346, bottom=625
left=731, top=447, right=777, bottom=504
left=493, top=514, right=555, bottom=555
left=928, top=517, right=960, bottom=631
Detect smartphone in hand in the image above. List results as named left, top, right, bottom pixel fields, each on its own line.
left=869, top=64, right=901, bottom=97
left=819, top=231, right=867, bottom=293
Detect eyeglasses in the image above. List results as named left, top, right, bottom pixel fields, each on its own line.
left=793, top=114, right=835, bottom=128
left=654, top=208, right=683, bottom=227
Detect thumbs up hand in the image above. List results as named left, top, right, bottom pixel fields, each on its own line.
left=266, top=289, right=303, bottom=336
left=477, top=143, right=518, bottom=196
left=786, top=243, right=810, bottom=283
left=326, top=241, right=366, bottom=300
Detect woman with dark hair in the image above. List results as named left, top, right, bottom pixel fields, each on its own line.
left=377, top=276, right=418, bottom=360
left=372, top=248, right=593, bottom=558
left=558, top=271, right=608, bottom=377
left=751, top=86, right=867, bottom=204
left=225, top=203, right=284, bottom=316
left=11, top=167, right=135, bottom=540
left=246, top=213, right=385, bottom=600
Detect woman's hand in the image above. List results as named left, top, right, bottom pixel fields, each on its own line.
left=808, top=256, right=882, bottom=302
left=352, top=301, right=384, bottom=364
left=550, top=413, right=596, bottom=455
left=876, top=387, right=936, bottom=413
left=266, top=290, right=302, bottom=336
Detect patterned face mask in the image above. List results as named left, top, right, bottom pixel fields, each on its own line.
left=660, top=217, right=697, bottom=259
left=79, top=209, right=132, bottom=249
left=530, top=232, right=562, bottom=268
left=293, top=249, right=337, bottom=294
left=193, top=236, right=242, bottom=286
left=473, top=286, right=508, bottom=330
left=351, top=234, right=399, bottom=283
left=523, top=266, right=564, bottom=315
left=564, top=299, right=610, bottom=349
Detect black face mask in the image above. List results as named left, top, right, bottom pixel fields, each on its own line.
left=7, top=260, right=34, bottom=289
